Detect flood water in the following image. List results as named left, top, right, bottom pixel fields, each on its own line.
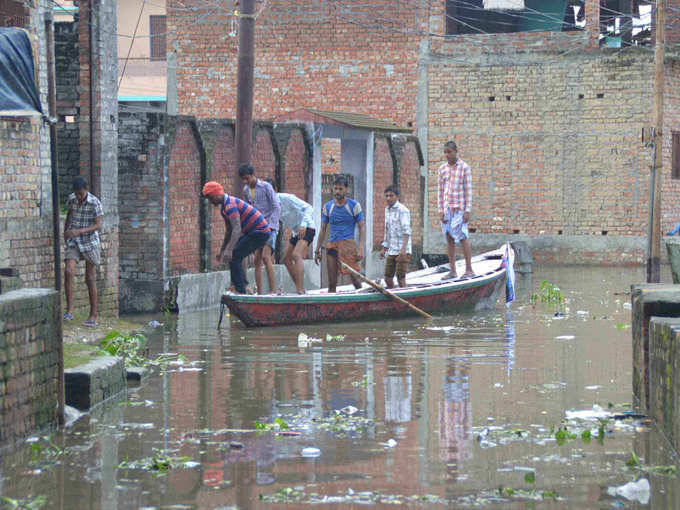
left=2, top=266, right=679, bottom=509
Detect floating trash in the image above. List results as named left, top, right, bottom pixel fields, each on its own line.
left=565, top=405, right=611, bottom=421
left=607, top=478, right=650, bottom=504
left=301, top=447, right=321, bottom=457
left=555, top=335, right=575, bottom=340
left=148, top=320, right=163, bottom=328
left=384, top=439, right=397, bottom=448
left=297, top=333, right=321, bottom=348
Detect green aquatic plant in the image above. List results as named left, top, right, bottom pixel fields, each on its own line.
left=626, top=451, right=677, bottom=476
left=117, top=449, right=193, bottom=473
left=351, top=375, right=375, bottom=388
left=100, top=331, right=148, bottom=367
left=0, top=496, right=47, bottom=510
left=254, top=417, right=290, bottom=432
left=529, top=280, right=566, bottom=312
left=28, top=436, right=66, bottom=465
left=100, top=331, right=186, bottom=369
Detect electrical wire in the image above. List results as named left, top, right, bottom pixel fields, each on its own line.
left=118, top=0, right=147, bottom=92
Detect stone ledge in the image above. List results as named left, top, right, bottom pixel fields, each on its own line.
left=64, top=356, right=126, bottom=410
left=125, top=366, right=150, bottom=386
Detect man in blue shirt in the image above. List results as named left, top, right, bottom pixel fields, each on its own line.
left=314, top=175, right=365, bottom=293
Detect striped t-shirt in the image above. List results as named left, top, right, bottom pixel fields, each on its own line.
left=221, top=195, right=271, bottom=234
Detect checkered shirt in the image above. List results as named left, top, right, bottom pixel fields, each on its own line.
left=66, top=192, right=103, bottom=253
left=438, top=158, right=472, bottom=215
left=382, top=200, right=412, bottom=255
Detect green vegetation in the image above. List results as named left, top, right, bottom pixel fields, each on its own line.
left=626, top=451, right=677, bottom=476
left=100, top=331, right=185, bottom=369
left=28, top=436, right=67, bottom=465
left=118, top=449, right=193, bottom=474
left=0, top=496, right=47, bottom=510
left=63, top=343, right=103, bottom=369
left=530, top=280, right=566, bottom=312
left=254, top=417, right=289, bottom=432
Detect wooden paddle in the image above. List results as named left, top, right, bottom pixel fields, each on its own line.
left=339, top=261, right=433, bottom=319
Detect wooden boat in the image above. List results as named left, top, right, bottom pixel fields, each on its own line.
left=221, top=245, right=515, bottom=328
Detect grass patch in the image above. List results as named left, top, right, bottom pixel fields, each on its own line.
left=63, top=342, right=105, bottom=369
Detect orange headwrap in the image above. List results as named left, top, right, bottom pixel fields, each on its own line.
left=202, top=181, right=224, bottom=198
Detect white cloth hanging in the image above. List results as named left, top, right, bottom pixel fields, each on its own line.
left=483, top=0, right=525, bottom=9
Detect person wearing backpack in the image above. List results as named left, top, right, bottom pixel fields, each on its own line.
left=314, top=175, right=365, bottom=293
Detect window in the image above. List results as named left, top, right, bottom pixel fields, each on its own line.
left=673, top=132, right=680, bottom=180
left=445, top=0, right=584, bottom=35
left=149, top=15, right=166, bottom=61
left=0, top=0, right=28, bottom=27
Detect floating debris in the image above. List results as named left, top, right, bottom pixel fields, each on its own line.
left=607, top=478, right=650, bottom=504
left=301, top=447, right=321, bottom=457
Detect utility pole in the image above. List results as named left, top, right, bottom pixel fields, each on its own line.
left=647, top=0, right=665, bottom=283
left=45, top=15, right=65, bottom=428
left=235, top=0, right=256, bottom=166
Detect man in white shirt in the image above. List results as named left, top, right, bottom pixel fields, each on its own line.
left=379, top=185, right=411, bottom=288
left=271, top=182, right=316, bottom=294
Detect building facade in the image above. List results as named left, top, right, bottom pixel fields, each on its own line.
left=168, top=0, right=680, bottom=264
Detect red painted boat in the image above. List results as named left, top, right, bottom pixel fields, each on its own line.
left=222, top=245, right=514, bottom=328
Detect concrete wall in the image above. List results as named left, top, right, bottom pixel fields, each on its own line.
left=117, top=114, right=315, bottom=311
left=648, top=317, right=680, bottom=453
left=0, top=289, right=59, bottom=445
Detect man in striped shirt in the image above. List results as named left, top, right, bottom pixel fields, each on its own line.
left=438, top=141, right=474, bottom=280
left=203, top=181, right=271, bottom=294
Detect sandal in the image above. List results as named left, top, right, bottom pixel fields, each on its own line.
left=82, top=319, right=99, bottom=328
left=63, top=313, right=74, bottom=321
left=440, top=272, right=457, bottom=281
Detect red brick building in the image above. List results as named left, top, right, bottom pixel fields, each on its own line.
left=168, top=0, right=680, bottom=264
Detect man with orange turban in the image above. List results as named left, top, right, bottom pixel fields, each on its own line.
left=202, top=181, right=271, bottom=294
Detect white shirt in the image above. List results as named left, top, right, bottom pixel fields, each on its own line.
left=382, top=200, right=412, bottom=255
left=277, top=192, right=315, bottom=231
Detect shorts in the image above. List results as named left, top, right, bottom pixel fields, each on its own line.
left=441, top=210, right=469, bottom=243
left=64, top=245, right=101, bottom=265
left=264, top=229, right=277, bottom=251
left=384, top=254, right=410, bottom=279
left=290, top=227, right=316, bottom=246
left=326, top=239, right=360, bottom=275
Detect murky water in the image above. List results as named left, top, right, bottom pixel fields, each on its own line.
left=2, top=266, right=679, bottom=509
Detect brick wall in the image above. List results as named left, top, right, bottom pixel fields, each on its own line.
left=167, top=121, right=202, bottom=276
left=280, top=128, right=309, bottom=201
left=397, top=138, right=424, bottom=256
left=373, top=136, right=395, bottom=248
left=168, top=0, right=423, bottom=126
left=118, top=111, right=165, bottom=310
left=663, top=60, right=680, bottom=230
left=205, top=124, right=235, bottom=270
left=54, top=20, right=80, bottom=205
left=0, top=289, right=59, bottom=445
left=252, top=126, right=278, bottom=186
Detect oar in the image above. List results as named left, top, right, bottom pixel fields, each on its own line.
left=338, top=261, right=433, bottom=319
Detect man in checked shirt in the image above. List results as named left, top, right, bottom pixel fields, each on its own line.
left=63, top=177, right=103, bottom=326
left=438, top=141, right=474, bottom=280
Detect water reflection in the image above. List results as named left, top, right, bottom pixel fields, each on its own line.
left=1, top=266, right=679, bottom=509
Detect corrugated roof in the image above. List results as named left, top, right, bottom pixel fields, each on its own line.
left=282, top=108, right=412, bottom=133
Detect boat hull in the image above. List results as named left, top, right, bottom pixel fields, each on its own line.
left=222, top=271, right=506, bottom=328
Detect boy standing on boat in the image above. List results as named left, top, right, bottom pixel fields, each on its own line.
left=379, top=185, right=411, bottom=289
left=315, top=175, right=365, bottom=293
left=438, top=141, right=474, bottom=280
left=239, top=164, right=280, bottom=294
left=202, top=181, right=271, bottom=295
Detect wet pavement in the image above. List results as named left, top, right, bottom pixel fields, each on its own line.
left=2, top=266, right=680, bottom=509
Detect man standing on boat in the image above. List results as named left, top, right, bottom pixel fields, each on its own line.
left=266, top=180, right=316, bottom=294
left=240, top=163, right=280, bottom=294
left=202, top=181, right=271, bottom=295
left=314, top=175, right=365, bottom=293
left=438, top=141, right=474, bottom=280
left=379, top=185, right=411, bottom=289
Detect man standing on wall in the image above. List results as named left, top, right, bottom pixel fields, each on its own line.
left=314, top=175, right=365, bottom=293
left=379, top=185, right=412, bottom=289
left=239, top=164, right=280, bottom=294
left=63, top=177, right=103, bottom=327
left=202, top=181, right=271, bottom=295
left=438, top=141, right=474, bottom=280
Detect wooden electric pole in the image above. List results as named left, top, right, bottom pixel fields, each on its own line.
left=235, top=0, right=256, bottom=167
left=647, top=0, right=665, bottom=283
